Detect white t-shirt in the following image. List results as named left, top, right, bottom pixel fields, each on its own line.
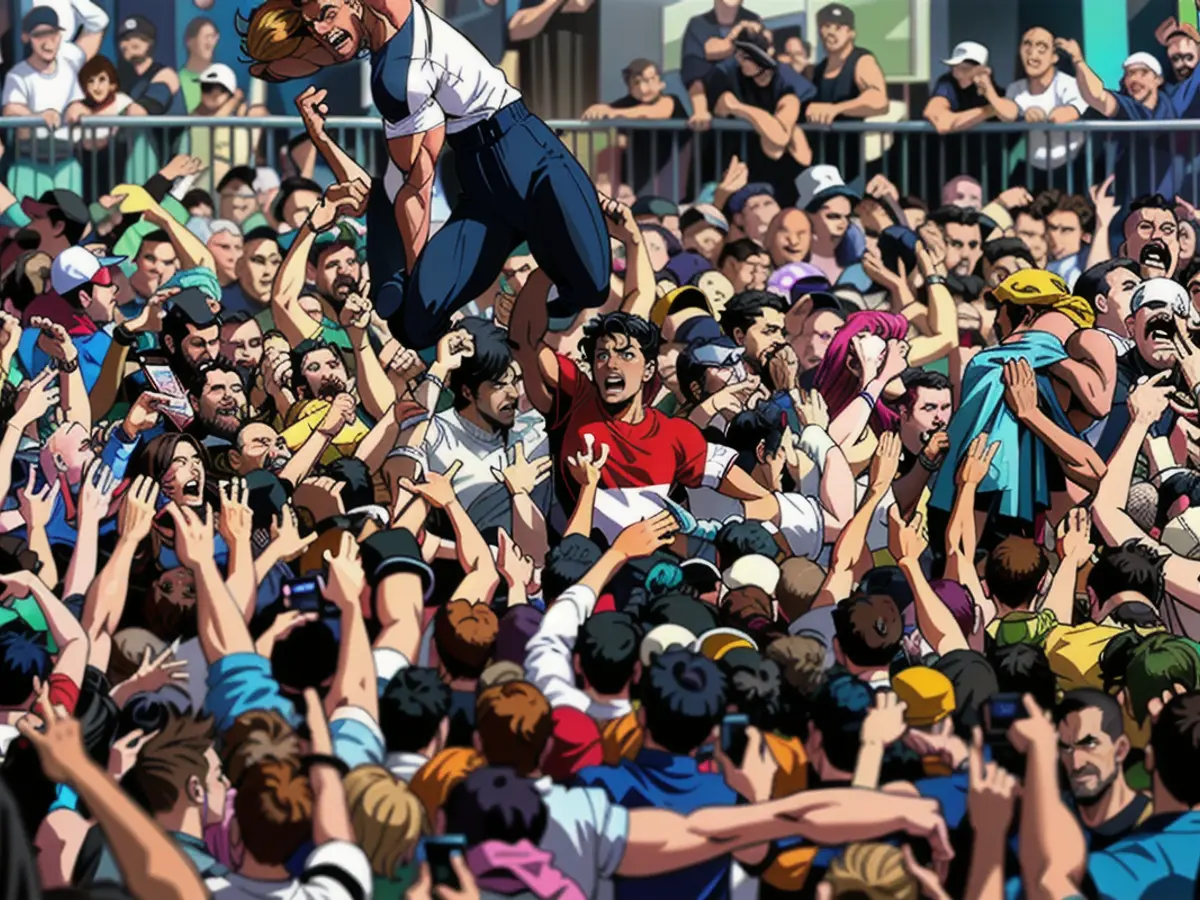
left=2, top=53, right=83, bottom=141
left=206, top=841, right=372, bottom=900
left=71, top=91, right=134, bottom=142
left=381, top=4, right=521, bottom=140
left=1004, top=70, right=1088, bottom=170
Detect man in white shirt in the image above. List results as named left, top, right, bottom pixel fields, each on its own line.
left=977, top=26, right=1088, bottom=171
left=2, top=7, right=84, bottom=141
left=391, top=317, right=551, bottom=532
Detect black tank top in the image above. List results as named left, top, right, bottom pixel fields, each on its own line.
left=813, top=46, right=870, bottom=121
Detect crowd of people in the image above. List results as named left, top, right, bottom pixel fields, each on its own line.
left=5, top=2, right=1200, bottom=900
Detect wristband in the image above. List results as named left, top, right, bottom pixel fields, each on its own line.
left=926, top=274, right=947, bottom=286
left=300, top=753, right=350, bottom=776
left=918, top=451, right=942, bottom=472
left=858, top=390, right=878, bottom=409
left=421, top=371, right=446, bottom=391
left=56, top=356, right=80, bottom=374
left=113, top=324, right=137, bottom=347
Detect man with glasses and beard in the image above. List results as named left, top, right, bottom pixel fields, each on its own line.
left=1056, top=689, right=1152, bottom=850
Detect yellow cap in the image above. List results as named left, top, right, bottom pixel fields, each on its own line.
left=891, top=666, right=956, bottom=727
left=649, top=285, right=713, bottom=327
left=991, top=269, right=1096, bottom=329
left=692, top=627, right=758, bottom=662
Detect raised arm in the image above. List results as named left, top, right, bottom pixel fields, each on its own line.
left=1004, top=358, right=1105, bottom=493
left=341, top=294, right=396, bottom=421
left=403, top=463, right=501, bottom=604
left=216, top=478, right=257, bottom=620
left=508, top=268, right=561, bottom=415
left=508, top=0, right=568, bottom=41
left=891, top=506, right=969, bottom=654
left=1085, top=175, right=1119, bottom=270
left=16, top=469, right=60, bottom=592
left=1056, top=38, right=1119, bottom=118
left=1040, top=507, right=1093, bottom=624
left=141, top=198, right=214, bottom=273
left=167, top=502, right=256, bottom=662
left=813, top=431, right=902, bottom=609
left=17, top=705, right=208, bottom=900
left=945, top=434, right=997, bottom=620
left=83, top=476, right=158, bottom=672
left=492, top=444, right=553, bottom=565
left=296, top=87, right=370, bottom=184
left=963, top=730, right=1019, bottom=900
left=599, top=193, right=655, bottom=319
left=908, top=225, right=957, bottom=366
left=827, top=337, right=909, bottom=448
left=28, top=319, right=90, bottom=434
left=564, top=438, right=608, bottom=537
left=271, top=181, right=369, bottom=346
left=2, top=370, right=59, bottom=504
left=322, top=533, right=378, bottom=722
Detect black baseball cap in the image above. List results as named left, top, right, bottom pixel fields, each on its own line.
left=817, top=3, right=856, bottom=27
left=22, top=7, right=63, bottom=33
left=733, top=30, right=776, bottom=70
left=118, top=14, right=156, bottom=41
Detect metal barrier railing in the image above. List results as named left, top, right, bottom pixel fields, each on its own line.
left=4, top=115, right=1200, bottom=206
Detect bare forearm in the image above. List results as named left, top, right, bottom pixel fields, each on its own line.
left=1093, top=418, right=1147, bottom=545
left=1022, top=409, right=1104, bottom=493
left=832, top=90, right=888, bottom=119
left=511, top=492, right=549, bottom=566
left=196, top=559, right=255, bottom=662
left=91, top=342, right=132, bottom=425
left=310, top=765, right=355, bottom=845
left=1075, top=61, right=1118, bottom=117
left=733, top=104, right=791, bottom=157
left=620, top=233, right=655, bottom=319
left=564, top=483, right=598, bottom=538
left=61, top=366, right=91, bottom=434
left=909, top=283, right=957, bottom=365
left=816, top=485, right=886, bottom=607
left=1086, top=219, right=1112, bottom=269
left=900, top=557, right=966, bottom=653
left=225, top=540, right=257, bottom=622
left=147, top=207, right=214, bottom=272
left=308, top=127, right=370, bottom=185
left=508, top=0, right=566, bottom=41
left=818, top=442, right=855, bottom=540
left=447, top=500, right=495, bottom=575
left=1040, top=554, right=1084, bottom=625
left=28, top=526, right=60, bottom=595
left=352, top=337, right=396, bottom=421
left=280, top=431, right=334, bottom=487
left=990, top=95, right=1021, bottom=121
left=69, top=759, right=208, bottom=900
left=851, top=740, right=886, bottom=789
left=326, top=605, right=377, bottom=720
left=1020, top=745, right=1087, bottom=888
left=828, top=395, right=874, bottom=447
left=272, top=225, right=322, bottom=345
left=964, top=837, right=1006, bottom=900
left=31, top=580, right=88, bottom=686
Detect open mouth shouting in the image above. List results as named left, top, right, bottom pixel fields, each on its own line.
left=325, top=28, right=353, bottom=53
left=182, top=478, right=202, bottom=501
left=601, top=372, right=626, bottom=399
left=1140, top=242, right=1172, bottom=277
left=1144, top=311, right=1177, bottom=345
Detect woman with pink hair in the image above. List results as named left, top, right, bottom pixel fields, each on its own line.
left=813, top=311, right=911, bottom=472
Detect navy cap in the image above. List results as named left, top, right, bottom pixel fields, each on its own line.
left=817, top=2, right=856, bottom=27
left=724, top=182, right=776, bottom=217
left=167, top=287, right=219, bottom=328
left=674, top=315, right=724, bottom=346
left=22, top=7, right=63, bottom=33
left=632, top=196, right=679, bottom=219
left=118, top=14, right=156, bottom=41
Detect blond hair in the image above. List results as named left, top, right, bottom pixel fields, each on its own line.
left=824, top=843, right=918, bottom=900
left=345, top=766, right=428, bottom=877
left=240, top=0, right=306, bottom=63
left=409, top=747, right=485, bottom=823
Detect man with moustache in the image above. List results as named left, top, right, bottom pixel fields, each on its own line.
left=1056, top=689, right=1152, bottom=850
left=1120, top=195, right=1180, bottom=280
left=891, top=369, right=953, bottom=518
left=1094, top=277, right=1192, bottom=461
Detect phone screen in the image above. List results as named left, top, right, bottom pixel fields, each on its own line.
left=424, top=835, right=468, bottom=888
left=141, top=362, right=194, bottom=429
left=721, top=714, right=750, bottom=767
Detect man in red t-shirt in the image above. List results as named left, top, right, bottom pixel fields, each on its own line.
left=512, top=274, right=780, bottom=539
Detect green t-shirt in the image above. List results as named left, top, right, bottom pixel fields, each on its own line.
left=179, top=68, right=203, bottom=113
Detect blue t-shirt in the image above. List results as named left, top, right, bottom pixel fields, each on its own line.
left=1086, top=811, right=1200, bottom=900
left=930, top=72, right=998, bottom=113
left=576, top=749, right=738, bottom=900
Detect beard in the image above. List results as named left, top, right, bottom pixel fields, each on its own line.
left=1070, top=765, right=1118, bottom=806
left=201, top=405, right=243, bottom=441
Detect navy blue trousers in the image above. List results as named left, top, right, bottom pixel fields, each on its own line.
left=371, top=100, right=610, bottom=349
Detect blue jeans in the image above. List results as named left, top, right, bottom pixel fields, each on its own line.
left=371, top=100, right=610, bottom=348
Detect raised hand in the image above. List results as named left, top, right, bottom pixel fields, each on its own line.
left=399, top=460, right=464, bottom=511
left=766, top=344, right=801, bottom=392
left=18, top=468, right=60, bottom=531
left=1056, top=506, right=1095, bottom=563
left=794, top=389, right=830, bottom=431
left=870, top=431, right=903, bottom=492
left=294, top=475, right=347, bottom=522
left=888, top=505, right=928, bottom=562
left=13, top=369, right=60, bottom=426
left=1128, top=370, right=1173, bottom=427
left=270, top=505, right=317, bottom=562
left=435, top=328, right=475, bottom=372
left=965, top=727, right=1018, bottom=839
left=880, top=338, right=911, bottom=382
left=78, top=458, right=117, bottom=526
left=1001, top=358, right=1040, bottom=421
left=957, top=432, right=999, bottom=488
left=598, top=192, right=639, bottom=244
left=322, top=530, right=365, bottom=611
left=339, top=292, right=372, bottom=331
left=492, top=443, right=553, bottom=496
left=217, top=477, right=252, bottom=546
left=31, top=316, right=77, bottom=364
left=162, top=502, right=215, bottom=570
left=125, top=287, right=178, bottom=334
left=15, top=685, right=92, bottom=785
left=611, top=509, right=679, bottom=559
left=317, top=393, right=358, bottom=438
left=862, top=690, right=909, bottom=746
left=107, top=726, right=160, bottom=779
left=114, top=642, right=188, bottom=704
left=309, top=180, right=369, bottom=230
left=568, top=432, right=610, bottom=487
left=497, top=527, right=537, bottom=590
left=295, top=86, right=330, bottom=138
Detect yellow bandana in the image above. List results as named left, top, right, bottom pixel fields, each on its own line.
left=992, top=269, right=1096, bottom=329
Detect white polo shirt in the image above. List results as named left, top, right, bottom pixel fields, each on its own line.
left=2, top=52, right=83, bottom=141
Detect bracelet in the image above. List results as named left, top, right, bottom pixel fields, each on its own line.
left=918, top=451, right=942, bottom=472
left=56, top=356, right=79, bottom=374
left=113, top=324, right=137, bottom=347
left=300, top=753, right=350, bottom=776
left=858, top=390, right=877, bottom=409
left=926, top=274, right=947, bottom=286
left=421, top=371, right=446, bottom=391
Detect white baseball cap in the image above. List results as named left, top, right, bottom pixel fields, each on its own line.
left=253, top=167, right=282, bottom=193
left=942, top=41, right=989, bottom=67
left=1130, top=276, right=1190, bottom=316
left=51, top=246, right=126, bottom=295
left=721, top=554, right=782, bottom=596
left=199, top=63, right=237, bottom=94
left=639, top=624, right=696, bottom=667
left=794, top=164, right=861, bottom=213
left=1123, top=51, right=1163, bottom=77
